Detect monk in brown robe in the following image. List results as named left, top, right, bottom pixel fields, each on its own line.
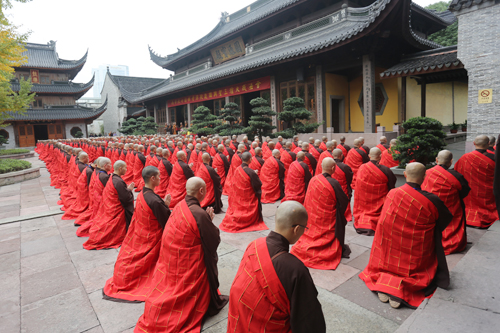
left=301, top=142, right=317, bottom=176
left=353, top=148, right=396, bottom=235
left=223, top=144, right=245, bottom=196
left=282, top=152, right=312, bottom=204
left=380, top=139, right=399, bottom=168
left=155, top=148, right=172, bottom=198
left=345, top=139, right=369, bottom=190
left=133, top=145, right=147, bottom=192
left=212, top=144, right=229, bottom=190
left=281, top=141, right=296, bottom=181
left=248, top=147, right=265, bottom=174
left=167, top=151, right=195, bottom=208
left=315, top=140, right=336, bottom=174
left=376, top=136, right=390, bottom=152
left=135, top=177, right=228, bottom=332
left=103, top=166, right=171, bottom=302
left=261, top=149, right=286, bottom=203
left=332, top=148, right=354, bottom=222
left=358, top=136, right=370, bottom=155
left=196, top=153, right=223, bottom=213
left=360, top=163, right=452, bottom=309
left=227, top=201, right=325, bottom=332
left=487, top=135, right=496, bottom=153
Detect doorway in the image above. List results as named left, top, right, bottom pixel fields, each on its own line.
left=175, top=105, right=186, bottom=128
left=34, top=125, right=49, bottom=142
left=329, top=96, right=345, bottom=133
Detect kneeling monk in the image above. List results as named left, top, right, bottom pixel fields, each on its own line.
left=220, top=152, right=268, bottom=233
left=103, top=166, right=171, bottom=302
left=360, top=162, right=452, bottom=309
left=196, top=153, right=223, bottom=213
left=261, top=149, right=286, bottom=203
left=344, top=138, right=369, bottom=190
left=135, top=177, right=228, bottom=332
left=167, top=151, right=195, bottom=208
left=290, top=158, right=350, bottom=270
left=353, top=148, right=396, bottom=235
left=83, top=160, right=135, bottom=250
left=282, top=152, right=312, bottom=204
left=61, top=152, right=93, bottom=221
left=227, top=201, right=326, bottom=332
left=422, top=150, right=470, bottom=254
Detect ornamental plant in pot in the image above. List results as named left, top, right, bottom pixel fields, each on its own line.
left=449, top=122, right=459, bottom=134
left=461, top=120, right=467, bottom=132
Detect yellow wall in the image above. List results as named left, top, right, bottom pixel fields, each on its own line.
left=407, top=79, right=468, bottom=125
left=325, top=73, right=349, bottom=131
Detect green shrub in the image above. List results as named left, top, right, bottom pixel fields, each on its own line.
left=0, top=149, right=30, bottom=156
left=0, top=159, right=32, bottom=174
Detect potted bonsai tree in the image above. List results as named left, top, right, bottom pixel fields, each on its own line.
left=461, top=120, right=467, bottom=132
left=449, top=122, right=459, bottom=134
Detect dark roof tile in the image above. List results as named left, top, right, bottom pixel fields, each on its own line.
left=11, top=75, right=94, bottom=95
left=7, top=98, right=107, bottom=121
left=20, top=41, right=88, bottom=70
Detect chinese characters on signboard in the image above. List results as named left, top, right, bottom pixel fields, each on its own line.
left=210, top=37, right=246, bottom=65
left=30, top=69, right=40, bottom=84
left=167, top=77, right=271, bottom=108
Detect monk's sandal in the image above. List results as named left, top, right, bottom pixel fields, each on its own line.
left=378, top=293, right=389, bottom=303
left=389, top=298, right=401, bottom=309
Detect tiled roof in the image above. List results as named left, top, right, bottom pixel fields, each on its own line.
left=410, top=2, right=457, bottom=24
left=20, top=41, right=88, bottom=70
left=449, top=0, right=494, bottom=11
left=380, top=46, right=462, bottom=78
left=107, top=73, right=167, bottom=103
left=149, top=0, right=303, bottom=68
left=11, top=75, right=94, bottom=95
left=7, top=98, right=107, bottom=121
left=131, top=0, right=440, bottom=103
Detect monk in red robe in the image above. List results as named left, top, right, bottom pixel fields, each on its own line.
left=319, top=136, right=328, bottom=151
left=376, top=136, right=389, bottom=152
left=121, top=144, right=134, bottom=184
left=300, top=142, right=317, bottom=176
left=360, top=162, right=452, bottom=309
left=220, top=152, right=268, bottom=233
left=380, top=139, right=399, bottom=168
left=196, top=153, right=223, bottom=213
left=422, top=150, right=470, bottom=254
left=310, top=139, right=323, bottom=161
left=344, top=139, right=369, bottom=190
left=104, top=166, right=171, bottom=302
left=228, top=201, right=326, bottom=332
left=339, top=135, right=351, bottom=155
left=358, top=136, right=370, bottom=155
left=74, top=156, right=102, bottom=227
left=331, top=149, right=354, bottom=222
left=282, top=152, right=312, bottom=204
left=167, top=151, right=195, bottom=208
left=281, top=141, right=296, bottom=181
left=263, top=141, right=274, bottom=160
left=133, top=145, right=146, bottom=192
left=154, top=149, right=172, bottom=198
left=454, top=135, right=498, bottom=228
left=487, top=135, right=496, bottom=153
left=223, top=144, right=245, bottom=196
left=145, top=145, right=159, bottom=168
left=62, top=152, right=92, bottom=220
left=261, top=149, right=286, bottom=203
left=212, top=144, right=229, bottom=190
left=290, top=157, right=350, bottom=270
left=315, top=140, right=335, bottom=175
left=248, top=147, right=265, bottom=174
left=135, top=177, right=228, bottom=332
left=83, top=160, right=135, bottom=250
left=353, top=148, right=397, bottom=235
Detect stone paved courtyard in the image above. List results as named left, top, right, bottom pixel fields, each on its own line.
left=0, top=144, right=493, bottom=332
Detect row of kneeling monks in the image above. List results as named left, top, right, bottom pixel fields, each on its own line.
left=34, top=132, right=498, bottom=332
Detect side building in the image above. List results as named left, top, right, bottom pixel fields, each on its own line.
left=2, top=41, right=107, bottom=148
left=124, top=0, right=466, bottom=145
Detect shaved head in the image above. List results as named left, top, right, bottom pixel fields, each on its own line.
left=322, top=157, right=336, bottom=174
left=186, top=177, right=206, bottom=197
left=138, top=145, right=144, bottom=152
left=272, top=149, right=280, bottom=158
left=474, top=135, right=489, bottom=149
left=238, top=144, right=246, bottom=152
left=296, top=151, right=305, bottom=160
left=113, top=160, right=126, bottom=172
left=489, top=135, right=496, bottom=146
left=332, top=149, right=343, bottom=159
left=326, top=141, right=334, bottom=150
left=286, top=141, right=292, bottom=149
left=78, top=152, right=88, bottom=162
left=142, top=166, right=159, bottom=184
left=202, top=152, right=211, bottom=163
left=177, top=151, right=186, bottom=161
left=380, top=136, right=387, bottom=143
left=241, top=152, right=252, bottom=163
left=268, top=142, right=276, bottom=150
left=390, top=139, right=397, bottom=146
left=353, top=139, right=361, bottom=147
left=405, top=162, right=426, bottom=184
left=369, top=147, right=382, bottom=161
left=275, top=201, right=308, bottom=230
left=99, top=157, right=111, bottom=168
left=302, top=142, right=309, bottom=150
left=436, top=150, right=453, bottom=166
left=218, top=144, right=224, bottom=152
left=255, top=147, right=262, bottom=155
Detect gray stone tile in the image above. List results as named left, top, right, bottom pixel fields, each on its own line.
left=0, top=210, right=20, bottom=219
left=466, top=226, right=487, bottom=246
left=341, top=243, right=369, bottom=264
left=345, top=249, right=371, bottom=271
left=20, top=216, right=56, bottom=233
left=20, top=235, right=65, bottom=258
left=349, top=234, right=374, bottom=248
left=0, top=251, right=20, bottom=275
left=78, top=263, right=115, bottom=294
left=317, top=287, right=399, bottom=332
left=20, top=205, right=49, bottom=216
left=220, top=231, right=262, bottom=252
left=84, top=325, right=105, bottom=333
left=21, top=227, right=60, bottom=243
left=308, top=264, right=360, bottom=291
left=21, top=199, right=48, bottom=209
left=21, top=287, right=99, bottom=333
left=88, top=289, right=144, bottom=333
left=0, top=238, right=20, bottom=255
left=0, top=310, right=20, bottom=333
left=345, top=222, right=360, bottom=241
left=217, top=241, right=238, bottom=257
left=217, top=250, right=245, bottom=296
left=69, top=248, right=119, bottom=272
left=446, top=252, right=465, bottom=271
left=261, top=203, right=279, bottom=217
left=20, top=248, right=71, bottom=277
left=21, top=263, right=81, bottom=306
left=202, top=307, right=228, bottom=332
left=333, top=275, right=414, bottom=323
left=0, top=224, right=20, bottom=242
left=0, top=199, right=19, bottom=207
left=0, top=204, right=21, bottom=213
left=0, top=194, right=20, bottom=202
left=396, top=298, right=500, bottom=333
left=0, top=221, right=20, bottom=231
left=63, top=235, right=87, bottom=253
left=0, top=269, right=20, bottom=316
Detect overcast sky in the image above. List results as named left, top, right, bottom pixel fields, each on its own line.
left=7, top=0, right=441, bottom=94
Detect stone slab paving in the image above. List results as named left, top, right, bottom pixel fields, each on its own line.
left=0, top=147, right=489, bottom=333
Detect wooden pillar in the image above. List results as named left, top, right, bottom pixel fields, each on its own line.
left=270, top=76, right=278, bottom=132
left=315, top=66, right=324, bottom=132
left=421, top=79, right=426, bottom=117
left=362, top=54, right=376, bottom=133
left=187, top=103, right=192, bottom=126
left=166, top=102, right=170, bottom=124
left=400, top=76, right=407, bottom=123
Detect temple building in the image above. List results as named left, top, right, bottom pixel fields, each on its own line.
left=2, top=41, right=107, bottom=148
left=121, top=0, right=464, bottom=145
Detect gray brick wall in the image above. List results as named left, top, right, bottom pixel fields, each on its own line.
left=455, top=3, right=500, bottom=151
left=99, top=75, right=122, bottom=135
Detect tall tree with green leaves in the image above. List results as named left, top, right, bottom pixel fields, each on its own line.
left=246, top=97, right=276, bottom=143
left=189, top=106, right=220, bottom=136
left=140, top=116, right=158, bottom=135
left=0, top=0, right=35, bottom=127
left=426, top=1, right=457, bottom=47
left=276, top=97, right=322, bottom=138
left=214, top=102, right=245, bottom=136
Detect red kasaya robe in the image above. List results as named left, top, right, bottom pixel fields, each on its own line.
left=422, top=165, right=469, bottom=254
left=223, top=153, right=242, bottom=196
left=220, top=166, right=268, bottom=233
left=103, top=192, right=164, bottom=302
left=134, top=200, right=211, bottom=332
left=333, top=161, right=353, bottom=222
left=155, top=158, right=172, bottom=198
left=280, top=149, right=294, bottom=182
left=344, top=148, right=367, bottom=190
left=83, top=176, right=128, bottom=250
left=74, top=169, right=97, bottom=227
left=61, top=165, right=92, bottom=221
left=122, top=151, right=135, bottom=184
left=76, top=171, right=108, bottom=237
left=359, top=184, right=449, bottom=308
left=261, top=157, right=285, bottom=204
left=227, top=238, right=291, bottom=332
left=212, top=153, right=229, bottom=189
left=454, top=150, right=498, bottom=228
left=353, top=162, right=390, bottom=233
left=315, top=150, right=333, bottom=175
left=380, top=149, right=399, bottom=168
left=376, top=143, right=389, bottom=152
left=282, top=160, right=310, bottom=204
left=166, top=161, right=193, bottom=208
left=337, top=144, right=347, bottom=160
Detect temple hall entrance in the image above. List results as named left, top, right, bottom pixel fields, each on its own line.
left=34, top=124, right=49, bottom=142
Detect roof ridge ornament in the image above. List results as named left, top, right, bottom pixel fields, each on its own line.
left=221, top=11, right=229, bottom=23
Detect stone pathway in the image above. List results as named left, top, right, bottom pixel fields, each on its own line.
left=0, top=146, right=488, bottom=333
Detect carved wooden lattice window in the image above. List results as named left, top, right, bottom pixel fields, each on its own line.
left=49, top=125, right=55, bottom=134
left=19, top=126, right=25, bottom=136
left=27, top=125, right=33, bottom=136
left=56, top=125, right=62, bottom=134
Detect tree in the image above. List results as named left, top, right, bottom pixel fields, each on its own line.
left=245, top=97, right=276, bottom=143
left=0, top=0, right=35, bottom=127
left=74, top=131, right=83, bottom=138
left=392, top=117, right=447, bottom=167
left=0, top=134, right=8, bottom=146
left=118, top=119, right=137, bottom=135
left=426, top=1, right=457, bottom=47
left=189, top=106, right=220, bottom=136
left=214, top=102, right=245, bottom=136
left=140, top=116, right=158, bottom=135
left=275, top=97, right=323, bottom=138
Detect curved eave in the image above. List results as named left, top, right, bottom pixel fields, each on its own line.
left=19, top=49, right=88, bottom=80
left=11, top=74, right=94, bottom=98
left=402, top=0, right=443, bottom=50
left=410, top=2, right=457, bottom=26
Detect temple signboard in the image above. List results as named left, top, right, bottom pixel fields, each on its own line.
left=210, top=37, right=246, bottom=65
left=30, top=69, right=40, bottom=84
left=167, top=76, right=270, bottom=107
